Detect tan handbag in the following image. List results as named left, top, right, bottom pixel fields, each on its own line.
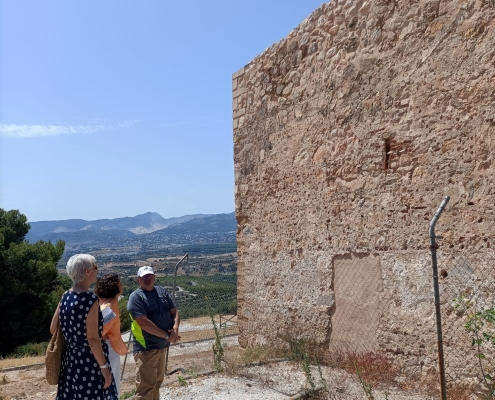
left=45, top=319, right=65, bottom=385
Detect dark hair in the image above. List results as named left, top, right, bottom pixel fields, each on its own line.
left=95, top=273, right=121, bottom=298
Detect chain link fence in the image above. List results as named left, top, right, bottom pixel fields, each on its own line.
left=321, top=252, right=421, bottom=398
left=120, top=272, right=238, bottom=347
left=320, top=223, right=495, bottom=397
left=438, top=250, right=495, bottom=396
left=119, top=254, right=238, bottom=381
left=327, top=247, right=495, bottom=399
left=129, top=254, right=239, bottom=350
left=116, top=213, right=495, bottom=399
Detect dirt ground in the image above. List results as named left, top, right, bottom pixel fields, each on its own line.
left=0, top=344, right=444, bottom=400
left=0, top=344, right=239, bottom=400
left=0, top=327, right=458, bottom=400
left=0, top=313, right=239, bottom=400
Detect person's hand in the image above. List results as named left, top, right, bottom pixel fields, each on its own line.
left=167, top=328, right=181, bottom=344
left=101, top=367, right=112, bottom=389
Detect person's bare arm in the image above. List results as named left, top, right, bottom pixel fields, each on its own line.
left=50, top=303, right=61, bottom=335
left=134, top=315, right=169, bottom=338
left=101, top=312, right=117, bottom=338
left=86, top=301, right=112, bottom=389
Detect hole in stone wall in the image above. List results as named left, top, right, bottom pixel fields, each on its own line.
left=384, top=139, right=391, bottom=170
left=301, top=46, right=308, bottom=59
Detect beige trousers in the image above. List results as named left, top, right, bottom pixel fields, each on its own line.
left=133, top=348, right=166, bottom=400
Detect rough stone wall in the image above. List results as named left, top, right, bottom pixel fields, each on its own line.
left=233, top=0, right=495, bottom=381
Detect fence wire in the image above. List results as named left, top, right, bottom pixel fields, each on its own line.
left=318, top=252, right=438, bottom=400
left=170, top=273, right=239, bottom=351
left=129, top=255, right=239, bottom=354
left=326, top=250, right=495, bottom=398
left=120, top=271, right=238, bottom=382
left=438, top=250, right=495, bottom=395
left=117, top=230, right=495, bottom=398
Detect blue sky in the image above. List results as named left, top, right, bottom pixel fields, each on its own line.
left=0, top=0, right=325, bottom=222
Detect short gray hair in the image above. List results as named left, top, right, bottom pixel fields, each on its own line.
left=66, top=254, right=96, bottom=284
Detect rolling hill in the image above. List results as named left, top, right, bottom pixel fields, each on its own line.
left=26, top=212, right=236, bottom=250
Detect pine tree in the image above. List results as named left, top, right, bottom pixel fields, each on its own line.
left=0, top=209, right=66, bottom=356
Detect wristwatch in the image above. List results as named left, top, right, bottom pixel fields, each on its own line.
left=99, top=364, right=108, bottom=369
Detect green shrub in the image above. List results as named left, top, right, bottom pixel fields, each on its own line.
left=13, top=342, right=48, bottom=357
left=118, top=297, right=131, bottom=332
left=120, top=388, right=136, bottom=400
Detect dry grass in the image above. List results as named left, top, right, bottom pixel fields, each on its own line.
left=220, top=344, right=286, bottom=379
left=182, top=315, right=232, bottom=327
left=0, top=356, right=44, bottom=370
left=177, top=314, right=239, bottom=342
left=324, top=351, right=398, bottom=388
left=0, top=313, right=238, bottom=371
left=179, top=325, right=238, bottom=343
left=242, top=344, right=285, bottom=364
left=447, top=384, right=475, bottom=400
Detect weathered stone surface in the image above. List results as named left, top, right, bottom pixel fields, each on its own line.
left=232, top=0, right=495, bottom=385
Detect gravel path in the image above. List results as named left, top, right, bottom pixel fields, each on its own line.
left=160, top=376, right=290, bottom=400
left=157, top=361, right=437, bottom=400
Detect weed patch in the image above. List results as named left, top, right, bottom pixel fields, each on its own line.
left=354, top=360, right=375, bottom=400
left=120, top=387, right=136, bottom=400
left=454, top=294, right=495, bottom=397
left=13, top=342, right=48, bottom=357
left=446, top=384, right=475, bottom=400
left=205, top=296, right=225, bottom=372
left=327, top=351, right=397, bottom=389
left=177, top=375, right=187, bottom=386
left=281, top=337, right=328, bottom=397
left=242, top=344, right=284, bottom=364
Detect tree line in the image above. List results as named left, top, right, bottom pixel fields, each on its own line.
left=0, top=209, right=69, bottom=356
left=0, top=208, right=237, bottom=356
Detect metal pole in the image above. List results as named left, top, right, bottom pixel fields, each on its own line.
left=172, top=254, right=189, bottom=301
left=121, top=329, right=133, bottom=381
left=164, top=346, right=170, bottom=375
left=429, top=196, right=450, bottom=400
left=168, top=253, right=188, bottom=375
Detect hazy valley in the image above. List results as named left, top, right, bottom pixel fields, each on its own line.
left=26, top=211, right=237, bottom=273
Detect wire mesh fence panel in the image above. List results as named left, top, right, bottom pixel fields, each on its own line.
left=321, top=253, right=415, bottom=397
left=154, top=274, right=239, bottom=355
left=438, top=249, right=495, bottom=396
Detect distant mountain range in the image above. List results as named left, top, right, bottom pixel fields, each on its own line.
left=26, top=212, right=237, bottom=249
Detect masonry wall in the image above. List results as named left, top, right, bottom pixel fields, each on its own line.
left=233, top=0, right=495, bottom=381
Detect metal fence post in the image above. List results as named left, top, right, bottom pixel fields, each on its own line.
left=172, top=254, right=189, bottom=301
left=429, top=196, right=450, bottom=400
left=121, top=329, right=133, bottom=382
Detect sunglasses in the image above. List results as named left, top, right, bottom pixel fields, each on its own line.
left=92, top=264, right=98, bottom=271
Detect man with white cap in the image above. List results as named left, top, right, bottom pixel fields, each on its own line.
left=127, top=266, right=180, bottom=400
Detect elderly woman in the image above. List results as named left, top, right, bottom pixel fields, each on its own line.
left=95, top=273, right=128, bottom=398
left=50, top=254, right=118, bottom=400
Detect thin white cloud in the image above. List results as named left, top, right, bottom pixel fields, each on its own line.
left=0, top=121, right=136, bottom=138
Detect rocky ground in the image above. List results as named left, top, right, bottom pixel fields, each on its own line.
left=0, top=342, right=441, bottom=400
left=0, top=349, right=215, bottom=400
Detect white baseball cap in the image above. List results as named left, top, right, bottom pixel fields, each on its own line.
left=137, top=266, right=155, bottom=277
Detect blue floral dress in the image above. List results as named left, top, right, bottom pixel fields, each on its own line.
left=56, top=291, right=118, bottom=400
